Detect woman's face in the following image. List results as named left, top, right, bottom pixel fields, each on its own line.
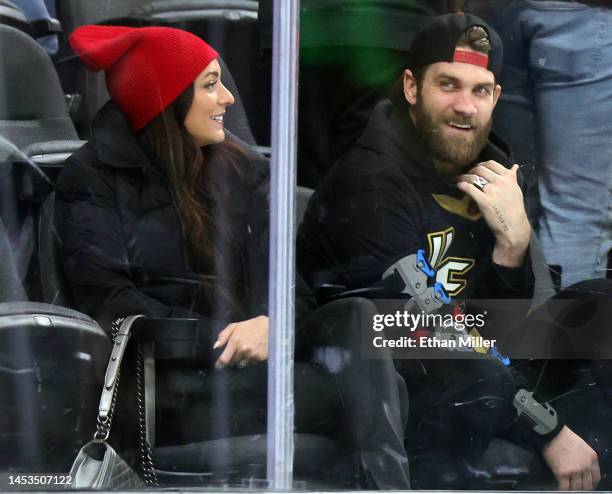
left=184, top=59, right=235, bottom=146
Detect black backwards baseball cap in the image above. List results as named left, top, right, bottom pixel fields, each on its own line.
left=407, top=13, right=503, bottom=78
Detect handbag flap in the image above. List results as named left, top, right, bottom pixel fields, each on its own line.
left=70, top=440, right=145, bottom=489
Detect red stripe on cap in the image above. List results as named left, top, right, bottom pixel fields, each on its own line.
left=453, top=49, right=489, bottom=69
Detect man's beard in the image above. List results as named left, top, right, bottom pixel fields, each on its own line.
left=413, top=98, right=492, bottom=177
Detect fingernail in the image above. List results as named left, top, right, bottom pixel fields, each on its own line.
left=213, top=341, right=220, bottom=349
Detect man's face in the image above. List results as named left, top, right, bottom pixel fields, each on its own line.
left=407, top=59, right=501, bottom=177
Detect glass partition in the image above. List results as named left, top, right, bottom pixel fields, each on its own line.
left=293, top=0, right=612, bottom=491
left=0, top=0, right=283, bottom=489
left=2, top=0, right=612, bottom=492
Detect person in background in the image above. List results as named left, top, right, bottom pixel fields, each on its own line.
left=490, top=0, right=612, bottom=288
left=12, top=0, right=58, bottom=54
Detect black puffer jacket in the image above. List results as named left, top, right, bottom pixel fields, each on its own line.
left=55, top=102, right=270, bottom=336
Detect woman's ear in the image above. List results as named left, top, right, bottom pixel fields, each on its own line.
left=403, top=69, right=418, bottom=106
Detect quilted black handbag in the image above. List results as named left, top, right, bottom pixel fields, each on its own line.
left=70, top=315, right=157, bottom=489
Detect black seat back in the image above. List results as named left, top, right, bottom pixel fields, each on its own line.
left=0, top=210, right=110, bottom=472
left=1, top=162, right=110, bottom=473
left=56, top=0, right=145, bottom=34
left=39, top=192, right=74, bottom=306
left=0, top=302, right=110, bottom=472
left=0, top=137, right=54, bottom=298
left=0, top=24, right=77, bottom=148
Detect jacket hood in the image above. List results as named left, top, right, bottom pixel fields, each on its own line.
left=92, top=100, right=152, bottom=169
left=356, top=99, right=512, bottom=196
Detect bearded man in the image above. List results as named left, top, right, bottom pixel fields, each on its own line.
left=298, top=13, right=602, bottom=490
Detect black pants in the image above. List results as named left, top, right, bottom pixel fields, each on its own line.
left=396, top=358, right=518, bottom=460
left=155, top=297, right=411, bottom=489
left=396, top=279, right=612, bottom=488
left=156, top=361, right=340, bottom=444
left=297, top=297, right=411, bottom=489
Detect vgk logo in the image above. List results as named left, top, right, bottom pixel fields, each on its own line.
left=427, top=227, right=475, bottom=296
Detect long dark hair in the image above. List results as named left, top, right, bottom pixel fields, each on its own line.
left=137, top=83, right=246, bottom=317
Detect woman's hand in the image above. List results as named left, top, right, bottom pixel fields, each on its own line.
left=213, top=315, right=269, bottom=369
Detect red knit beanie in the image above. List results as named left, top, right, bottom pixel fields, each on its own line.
left=69, top=25, right=219, bottom=132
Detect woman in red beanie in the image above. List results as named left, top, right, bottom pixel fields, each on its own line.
left=58, top=26, right=274, bottom=366
left=55, top=20, right=322, bottom=452
left=55, top=25, right=411, bottom=488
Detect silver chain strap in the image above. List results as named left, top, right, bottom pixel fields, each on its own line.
left=95, top=316, right=159, bottom=487
left=136, top=344, right=159, bottom=487
left=94, top=317, right=124, bottom=440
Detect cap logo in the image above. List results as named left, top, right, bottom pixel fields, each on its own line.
left=453, top=49, right=489, bottom=69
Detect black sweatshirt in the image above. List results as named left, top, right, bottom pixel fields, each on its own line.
left=296, top=99, right=564, bottom=449
left=298, top=99, right=534, bottom=301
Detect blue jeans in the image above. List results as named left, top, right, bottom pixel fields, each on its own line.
left=495, top=0, right=612, bottom=288
left=11, top=0, right=58, bottom=54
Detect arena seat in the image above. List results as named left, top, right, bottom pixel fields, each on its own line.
left=0, top=23, right=85, bottom=175
left=0, top=217, right=111, bottom=473
left=0, top=24, right=77, bottom=149
left=0, top=0, right=31, bottom=35
left=55, top=0, right=145, bottom=34
left=0, top=301, right=110, bottom=472
left=0, top=23, right=85, bottom=297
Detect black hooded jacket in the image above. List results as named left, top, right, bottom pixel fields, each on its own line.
left=55, top=102, right=270, bottom=336
left=297, top=99, right=534, bottom=301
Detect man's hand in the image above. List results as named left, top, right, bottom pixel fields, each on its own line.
left=457, top=161, right=531, bottom=267
left=213, top=315, right=269, bottom=369
left=542, top=425, right=601, bottom=490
